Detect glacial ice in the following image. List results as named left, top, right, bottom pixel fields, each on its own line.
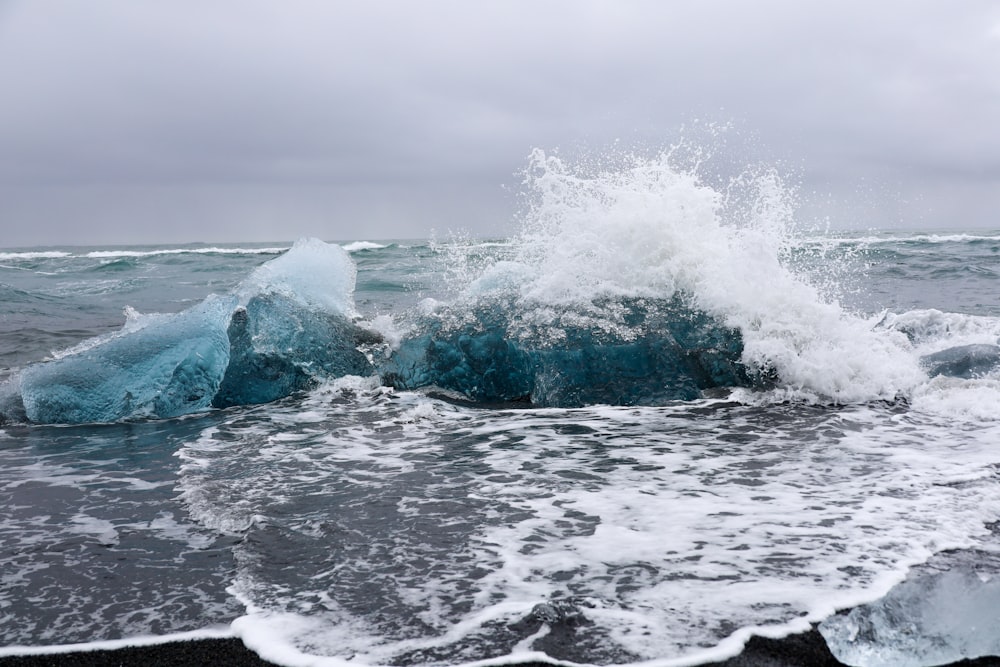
left=14, top=239, right=374, bottom=424
left=921, top=344, right=1000, bottom=379
left=20, top=296, right=235, bottom=424
left=7, top=238, right=754, bottom=423
left=213, top=293, right=374, bottom=408
left=819, top=548, right=1000, bottom=667
left=379, top=296, right=750, bottom=406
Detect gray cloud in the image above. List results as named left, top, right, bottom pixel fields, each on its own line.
left=1, top=1, right=999, bottom=246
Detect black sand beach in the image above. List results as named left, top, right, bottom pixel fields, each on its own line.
left=2, top=629, right=1000, bottom=667
left=0, top=629, right=893, bottom=667
left=0, top=638, right=275, bottom=667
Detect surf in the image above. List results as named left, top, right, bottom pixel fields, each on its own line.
left=4, top=149, right=994, bottom=425
left=3, top=147, right=1000, bottom=667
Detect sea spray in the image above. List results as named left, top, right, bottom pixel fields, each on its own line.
left=377, top=148, right=770, bottom=404
left=0, top=152, right=972, bottom=424
left=529, top=148, right=926, bottom=402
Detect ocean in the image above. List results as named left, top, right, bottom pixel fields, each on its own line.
left=2, top=156, right=1000, bottom=667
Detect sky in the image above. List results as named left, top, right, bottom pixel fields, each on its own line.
left=1, top=1, right=999, bottom=247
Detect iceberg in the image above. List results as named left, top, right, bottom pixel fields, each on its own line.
left=379, top=296, right=750, bottom=407
left=819, top=548, right=1000, bottom=667
left=13, top=239, right=376, bottom=424
left=213, top=293, right=374, bottom=408
left=20, top=296, right=234, bottom=424
left=5, top=238, right=753, bottom=423
left=920, top=344, right=1000, bottom=379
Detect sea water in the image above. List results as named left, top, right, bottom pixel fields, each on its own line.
left=2, top=151, right=1000, bottom=666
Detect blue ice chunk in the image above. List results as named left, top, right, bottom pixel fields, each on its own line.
left=819, top=548, right=1000, bottom=667
left=213, top=293, right=374, bottom=408
left=532, top=337, right=708, bottom=406
left=213, top=237, right=375, bottom=407
left=0, top=378, right=26, bottom=425
left=19, top=296, right=234, bottom=424
left=920, top=344, right=1000, bottom=379
left=379, top=296, right=749, bottom=407
left=380, top=326, right=535, bottom=404
left=237, top=237, right=359, bottom=317
left=13, top=238, right=374, bottom=424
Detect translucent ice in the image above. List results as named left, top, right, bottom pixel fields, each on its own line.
left=20, top=296, right=234, bottom=424
left=213, top=293, right=374, bottom=408
left=237, top=236, right=359, bottom=317
left=921, top=344, right=1000, bottom=379
left=819, top=548, right=1000, bottom=667
left=379, top=296, right=750, bottom=407
left=16, top=239, right=375, bottom=424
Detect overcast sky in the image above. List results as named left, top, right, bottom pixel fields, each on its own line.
left=1, top=1, right=999, bottom=247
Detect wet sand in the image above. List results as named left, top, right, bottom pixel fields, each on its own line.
left=0, top=628, right=844, bottom=667
left=1, top=629, right=998, bottom=667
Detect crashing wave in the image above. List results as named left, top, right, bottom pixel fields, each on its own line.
left=1, top=147, right=962, bottom=425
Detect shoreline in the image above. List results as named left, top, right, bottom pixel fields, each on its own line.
left=0, top=627, right=904, bottom=667
left=1, top=627, right=999, bottom=667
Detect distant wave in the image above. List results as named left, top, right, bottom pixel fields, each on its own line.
left=909, top=233, right=1000, bottom=243
left=85, top=247, right=289, bottom=259
left=341, top=241, right=388, bottom=252
left=0, top=251, right=72, bottom=261
left=801, top=232, right=1000, bottom=247
left=5, top=244, right=395, bottom=259
left=0, top=247, right=292, bottom=261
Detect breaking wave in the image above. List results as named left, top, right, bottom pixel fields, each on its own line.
left=3, top=150, right=999, bottom=425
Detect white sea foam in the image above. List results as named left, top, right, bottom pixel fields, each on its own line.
left=911, top=377, right=1000, bottom=421
left=6, top=460, right=106, bottom=490
left=192, top=390, right=1000, bottom=667
left=879, top=309, right=1000, bottom=354
left=138, top=511, right=218, bottom=550
left=175, top=426, right=263, bottom=536
left=342, top=241, right=388, bottom=252
left=85, top=246, right=288, bottom=259
left=0, top=627, right=235, bottom=658
left=66, top=513, right=120, bottom=546
left=0, top=250, right=72, bottom=261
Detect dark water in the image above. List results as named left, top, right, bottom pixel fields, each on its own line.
left=2, top=219, right=1000, bottom=666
